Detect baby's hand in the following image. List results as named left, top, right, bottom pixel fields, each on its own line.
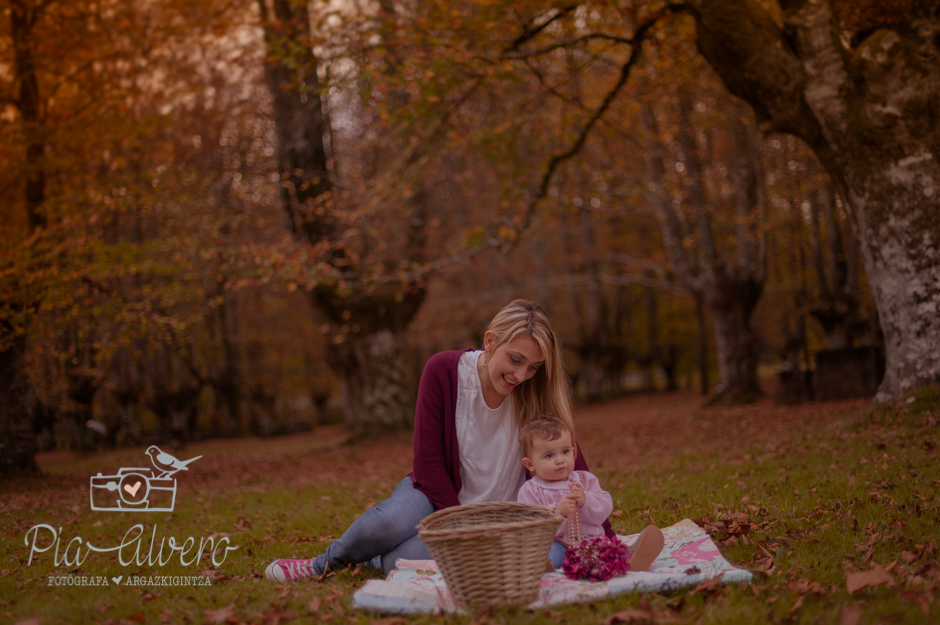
left=555, top=496, right=577, bottom=517
left=568, top=481, right=586, bottom=508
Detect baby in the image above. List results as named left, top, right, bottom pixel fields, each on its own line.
left=516, top=416, right=663, bottom=571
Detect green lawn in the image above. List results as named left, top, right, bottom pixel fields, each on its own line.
left=2, top=387, right=937, bottom=624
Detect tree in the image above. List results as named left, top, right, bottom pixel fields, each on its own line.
left=642, top=90, right=767, bottom=404
left=684, top=0, right=940, bottom=398
left=255, top=0, right=432, bottom=432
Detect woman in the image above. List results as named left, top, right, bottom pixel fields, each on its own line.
left=265, top=299, right=612, bottom=580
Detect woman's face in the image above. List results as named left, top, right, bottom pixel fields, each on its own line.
left=482, top=332, right=545, bottom=398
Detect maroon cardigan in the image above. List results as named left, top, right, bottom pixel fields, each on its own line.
left=408, top=349, right=615, bottom=537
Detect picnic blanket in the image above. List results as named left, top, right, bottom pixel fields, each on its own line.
left=352, top=519, right=752, bottom=614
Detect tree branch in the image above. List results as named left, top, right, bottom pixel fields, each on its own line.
left=505, top=5, right=580, bottom=53
left=511, top=7, right=685, bottom=247
left=501, top=32, right=638, bottom=60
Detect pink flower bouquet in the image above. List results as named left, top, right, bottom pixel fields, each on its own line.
left=562, top=536, right=630, bottom=581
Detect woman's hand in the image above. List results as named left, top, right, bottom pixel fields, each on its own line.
left=568, top=481, right=586, bottom=508
left=556, top=494, right=578, bottom=517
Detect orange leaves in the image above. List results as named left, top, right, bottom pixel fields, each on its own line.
left=688, top=574, right=724, bottom=597
left=700, top=512, right=751, bottom=547
left=603, top=608, right=653, bottom=624
left=603, top=595, right=690, bottom=624
left=203, top=604, right=237, bottom=624
left=845, top=567, right=893, bottom=594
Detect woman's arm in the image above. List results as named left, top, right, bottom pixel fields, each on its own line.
left=410, top=352, right=462, bottom=509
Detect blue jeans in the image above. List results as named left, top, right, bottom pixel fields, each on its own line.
left=549, top=540, right=568, bottom=569
left=312, top=477, right=434, bottom=575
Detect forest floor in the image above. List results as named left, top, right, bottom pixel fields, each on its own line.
left=2, top=385, right=938, bottom=624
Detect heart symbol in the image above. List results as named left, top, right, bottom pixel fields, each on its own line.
left=112, top=576, right=123, bottom=585
left=123, top=481, right=142, bottom=497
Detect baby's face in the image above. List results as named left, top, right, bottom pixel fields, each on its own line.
left=524, top=430, right=575, bottom=482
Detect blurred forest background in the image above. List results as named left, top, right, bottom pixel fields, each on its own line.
left=2, top=0, right=937, bottom=472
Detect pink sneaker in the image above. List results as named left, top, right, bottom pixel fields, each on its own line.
left=264, top=558, right=323, bottom=582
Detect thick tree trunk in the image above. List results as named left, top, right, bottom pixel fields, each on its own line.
left=327, top=329, right=414, bottom=432
left=0, top=337, right=38, bottom=476
left=258, top=0, right=425, bottom=430
left=687, top=0, right=940, bottom=398
left=217, top=290, right=244, bottom=436
left=694, top=294, right=710, bottom=396
left=707, top=281, right=763, bottom=404
left=314, top=288, right=424, bottom=431
left=808, top=183, right=859, bottom=349
left=642, top=95, right=766, bottom=404
left=0, top=1, right=45, bottom=474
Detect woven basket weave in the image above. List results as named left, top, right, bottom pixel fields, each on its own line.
left=417, top=501, right=562, bottom=610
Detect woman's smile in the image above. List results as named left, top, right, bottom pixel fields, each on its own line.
left=478, top=333, right=545, bottom=408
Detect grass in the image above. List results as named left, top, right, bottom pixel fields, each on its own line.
left=1, top=387, right=938, bottom=624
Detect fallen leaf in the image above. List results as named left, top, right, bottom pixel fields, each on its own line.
left=308, top=596, right=323, bottom=613
left=316, top=561, right=333, bottom=583
left=369, top=618, right=407, bottom=625
left=13, top=617, right=42, bottom=625
left=855, top=535, right=878, bottom=553
left=203, top=605, right=236, bottom=624
left=234, top=517, right=252, bottom=531
left=839, top=603, right=862, bottom=625
left=125, top=614, right=146, bottom=623
left=846, top=567, right=893, bottom=593
left=689, top=575, right=723, bottom=596
left=603, top=609, right=652, bottom=624
left=789, top=595, right=804, bottom=614
left=787, top=578, right=824, bottom=595
left=199, top=569, right=225, bottom=582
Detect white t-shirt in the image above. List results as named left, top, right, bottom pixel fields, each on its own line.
left=455, top=350, right=526, bottom=504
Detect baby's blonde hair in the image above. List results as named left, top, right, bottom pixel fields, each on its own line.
left=519, top=415, right=577, bottom=459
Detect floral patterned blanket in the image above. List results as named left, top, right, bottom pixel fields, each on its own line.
left=351, top=519, right=752, bottom=614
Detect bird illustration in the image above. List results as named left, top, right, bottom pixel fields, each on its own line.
left=145, top=445, right=202, bottom=477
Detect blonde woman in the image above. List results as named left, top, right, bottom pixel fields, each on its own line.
left=266, top=299, right=613, bottom=580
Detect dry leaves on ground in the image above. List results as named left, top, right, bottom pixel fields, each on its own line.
left=846, top=567, right=893, bottom=594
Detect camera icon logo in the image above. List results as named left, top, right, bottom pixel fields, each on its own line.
left=90, top=446, right=202, bottom=513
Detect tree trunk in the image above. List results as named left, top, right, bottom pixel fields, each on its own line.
left=0, top=1, right=45, bottom=475
left=0, top=337, right=38, bottom=476
left=687, top=0, right=940, bottom=398
left=642, top=94, right=766, bottom=404
left=258, top=0, right=425, bottom=430
left=707, top=281, right=763, bottom=404
left=327, top=329, right=414, bottom=433
left=694, top=294, right=710, bottom=396
left=217, top=289, right=244, bottom=436
left=314, top=288, right=424, bottom=432
left=808, top=182, right=859, bottom=349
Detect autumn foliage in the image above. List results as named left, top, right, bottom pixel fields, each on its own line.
left=3, top=0, right=937, bottom=476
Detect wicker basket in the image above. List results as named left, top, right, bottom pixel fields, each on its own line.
left=417, top=501, right=562, bottom=610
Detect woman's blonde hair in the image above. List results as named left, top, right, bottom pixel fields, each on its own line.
left=484, top=299, right=574, bottom=446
